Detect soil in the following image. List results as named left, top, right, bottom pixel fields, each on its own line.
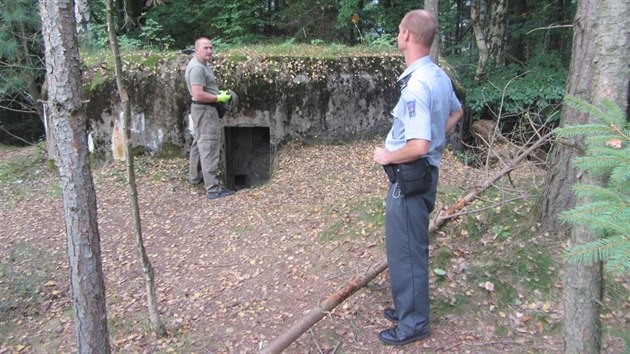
left=0, top=139, right=627, bottom=353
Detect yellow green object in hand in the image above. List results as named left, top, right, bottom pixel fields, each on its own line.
left=217, top=91, right=231, bottom=103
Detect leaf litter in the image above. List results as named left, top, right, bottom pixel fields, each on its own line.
left=1, top=139, right=627, bottom=353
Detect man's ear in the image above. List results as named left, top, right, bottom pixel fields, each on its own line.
left=401, top=29, right=411, bottom=42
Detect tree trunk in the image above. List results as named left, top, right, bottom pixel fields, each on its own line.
left=544, top=1, right=601, bottom=351
left=74, top=0, right=90, bottom=33
left=538, top=0, right=598, bottom=231
left=564, top=2, right=630, bottom=352
left=471, top=0, right=508, bottom=79
left=39, top=0, right=111, bottom=352
left=470, top=0, right=489, bottom=80
left=487, top=0, right=507, bottom=62
left=425, top=0, right=440, bottom=61
left=540, top=0, right=629, bottom=351
left=105, top=0, right=168, bottom=338
left=509, top=0, right=527, bottom=63
left=591, top=0, right=630, bottom=108
left=563, top=225, right=603, bottom=353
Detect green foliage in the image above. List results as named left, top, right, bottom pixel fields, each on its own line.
left=555, top=96, right=630, bottom=274
left=336, top=0, right=362, bottom=29
left=492, top=225, right=512, bottom=240
left=364, top=32, right=396, bottom=49
left=199, top=0, right=266, bottom=44
left=89, top=20, right=174, bottom=52
left=137, top=18, right=175, bottom=50
left=0, top=0, right=44, bottom=123
left=142, top=0, right=205, bottom=47
left=462, top=53, right=567, bottom=122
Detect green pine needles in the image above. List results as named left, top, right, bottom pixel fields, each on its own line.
left=554, top=95, right=630, bottom=274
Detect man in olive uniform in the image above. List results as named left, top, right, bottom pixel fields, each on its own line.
left=185, top=37, right=234, bottom=199
left=373, top=10, right=463, bottom=345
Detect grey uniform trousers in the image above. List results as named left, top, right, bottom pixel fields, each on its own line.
left=385, top=168, right=439, bottom=337
left=189, top=104, right=221, bottom=193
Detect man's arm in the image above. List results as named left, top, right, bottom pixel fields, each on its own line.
left=374, top=139, right=429, bottom=165
left=191, top=85, right=220, bottom=103
left=445, top=108, right=464, bottom=133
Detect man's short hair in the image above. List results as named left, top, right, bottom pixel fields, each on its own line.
left=401, top=10, right=437, bottom=48
left=195, top=37, right=211, bottom=49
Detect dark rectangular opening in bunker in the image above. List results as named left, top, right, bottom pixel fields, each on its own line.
left=224, top=127, right=271, bottom=190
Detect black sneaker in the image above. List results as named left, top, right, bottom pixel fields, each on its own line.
left=207, top=187, right=234, bottom=199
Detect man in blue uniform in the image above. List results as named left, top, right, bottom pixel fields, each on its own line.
left=185, top=37, right=234, bottom=199
left=373, top=9, right=463, bottom=346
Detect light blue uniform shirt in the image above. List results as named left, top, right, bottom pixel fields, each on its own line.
left=385, top=56, right=461, bottom=167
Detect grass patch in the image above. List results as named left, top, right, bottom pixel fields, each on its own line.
left=465, top=266, right=520, bottom=307
left=219, top=43, right=398, bottom=59
left=0, top=144, right=57, bottom=203
left=317, top=196, right=385, bottom=243
left=432, top=293, right=471, bottom=319
left=0, top=241, right=59, bottom=322
left=0, top=145, right=45, bottom=184
left=510, top=246, right=556, bottom=293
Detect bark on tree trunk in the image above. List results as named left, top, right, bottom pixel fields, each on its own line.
left=509, top=0, right=527, bottom=63
left=105, top=0, right=168, bottom=338
left=564, top=1, right=630, bottom=351
left=591, top=0, right=630, bottom=108
left=425, top=0, right=440, bottom=61
left=539, top=0, right=629, bottom=351
left=39, top=0, right=111, bottom=352
left=470, top=0, right=489, bottom=80
left=537, top=0, right=598, bottom=232
left=471, top=0, right=508, bottom=79
left=548, top=0, right=602, bottom=350
left=563, top=224, right=603, bottom=354
left=74, top=0, right=90, bottom=33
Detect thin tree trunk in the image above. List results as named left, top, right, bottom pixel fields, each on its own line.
left=509, top=0, right=527, bottom=63
left=39, top=0, right=110, bottom=352
left=105, top=0, right=167, bottom=338
left=487, top=0, right=507, bottom=63
left=74, top=0, right=90, bottom=33
left=425, top=0, right=440, bottom=61
left=470, top=0, right=489, bottom=80
left=471, top=0, right=508, bottom=79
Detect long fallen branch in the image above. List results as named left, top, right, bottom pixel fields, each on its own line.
left=260, top=132, right=553, bottom=354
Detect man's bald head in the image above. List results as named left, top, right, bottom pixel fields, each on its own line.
left=195, top=37, right=211, bottom=50
left=400, top=10, right=437, bottom=48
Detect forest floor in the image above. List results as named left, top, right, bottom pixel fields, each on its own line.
left=0, top=138, right=628, bottom=353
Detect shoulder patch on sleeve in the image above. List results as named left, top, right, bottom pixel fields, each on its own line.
left=407, top=100, right=416, bottom=118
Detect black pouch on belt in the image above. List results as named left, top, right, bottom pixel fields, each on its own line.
left=388, top=157, right=433, bottom=197
left=211, top=102, right=228, bottom=118
left=383, top=164, right=397, bottom=183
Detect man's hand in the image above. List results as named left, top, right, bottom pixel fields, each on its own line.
left=374, top=147, right=390, bottom=165
left=217, top=91, right=231, bottom=103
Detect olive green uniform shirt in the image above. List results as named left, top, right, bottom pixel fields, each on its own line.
left=185, top=57, right=219, bottom=98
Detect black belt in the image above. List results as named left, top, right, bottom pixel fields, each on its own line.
left=192, top=101, right=218, bottom=107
